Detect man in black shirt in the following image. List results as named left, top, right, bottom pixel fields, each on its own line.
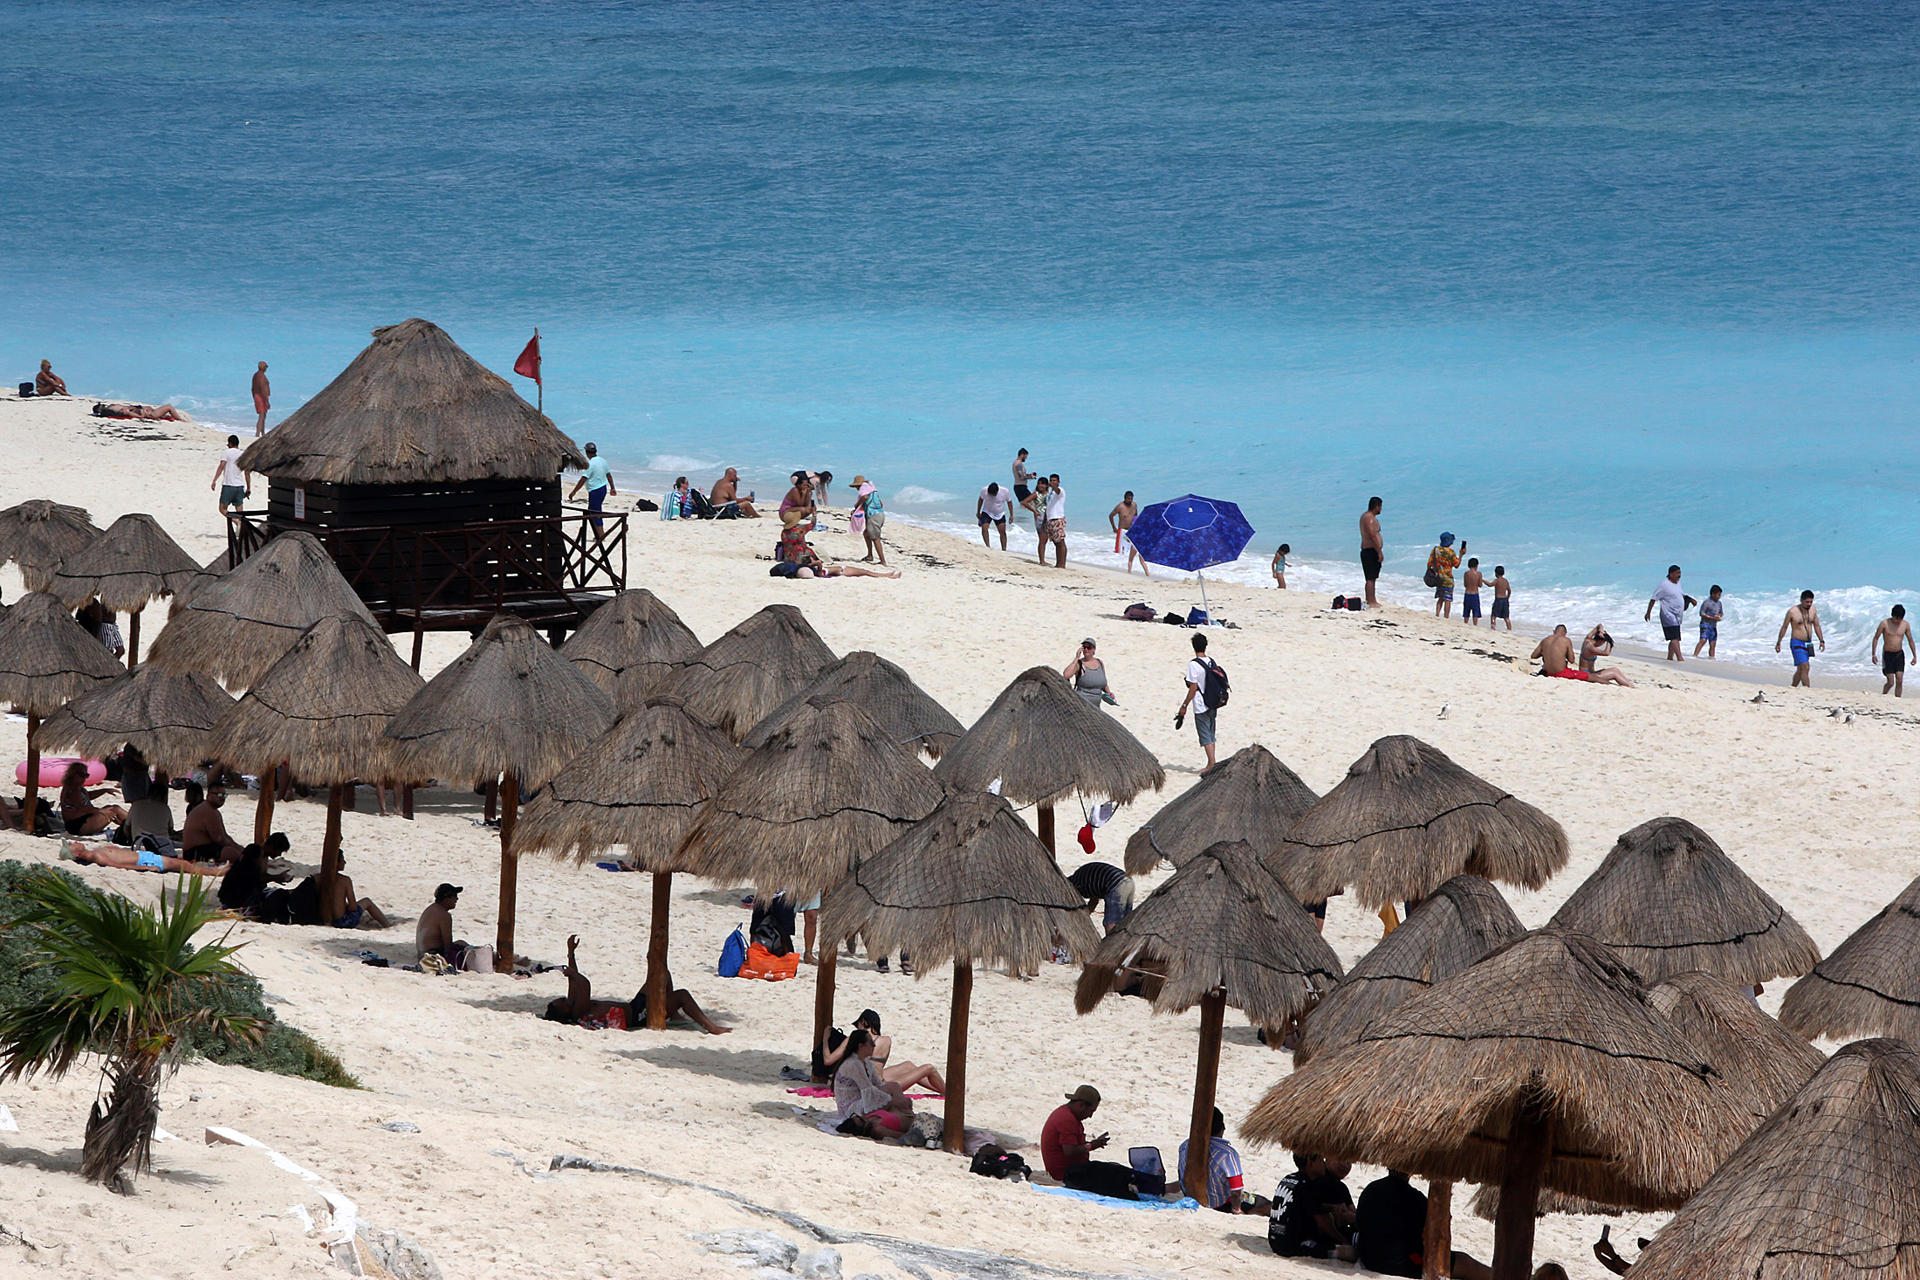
left=1268, top=1153, right=1354, bottom=1259
left=1354, top=1169, right=1427, bottom=1278
left=1068, top=861, right=1134, bottom=933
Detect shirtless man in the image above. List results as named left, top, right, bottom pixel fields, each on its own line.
left=180, top=785, right=245, bottom=864
left=710, top=468, right=758, bottom=517
left=545, top=934, right=730, bottom=1034
left=1012, top=448, right=1036, bottom=506
left=1872, top=604, right=1914, bottom=697
left=1359, top=497, right=1384, bottom=609
left=251, top=361, right=271, bottom=436
left=1110, top=491, right=1147, bottom=576
left=1533, top=625, right=1632, bottom=686
left=35, top=359, right=68, bottom=396
left=1775, top=590, right=1825, bottom=688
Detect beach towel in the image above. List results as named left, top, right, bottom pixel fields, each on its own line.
left=1033, top=1186, right=1200, bottom=1211
left=787, top=1086, right=941, bottom=1100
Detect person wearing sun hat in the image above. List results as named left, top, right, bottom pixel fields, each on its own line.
left=850, top=475, right=887, bottom=566
left=1425, top=530, right=1464, bottom=620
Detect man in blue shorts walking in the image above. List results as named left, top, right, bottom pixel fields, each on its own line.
left=568, top=442, right=617, bottom=540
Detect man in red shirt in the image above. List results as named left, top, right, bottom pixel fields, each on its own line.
left=1040, top=1085, right=1157, bottom=1200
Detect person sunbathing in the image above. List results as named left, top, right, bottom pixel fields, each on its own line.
left=832, top=1029, right=912, bottom=1138
left=35, top=359, right=68, bottom=396
left=59, top=761, right=127, bottom=836
left=818, top=1010, right=945, bottom=1094
left=543, top=935, right=731, bottom=1034
left=66, top=839, right=224, bottom=876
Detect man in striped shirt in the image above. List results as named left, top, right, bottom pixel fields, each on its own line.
left=1176, top=1108, right=1269, bottom=1214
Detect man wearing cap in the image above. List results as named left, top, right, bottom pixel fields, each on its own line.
left=567, top=443, right=616, bottom=540
left=1426, top=532, right=1463, bottom=620
left=1040, top=1085, right=1158, bottom=1200
left=416, top=883, right=471, bottom=968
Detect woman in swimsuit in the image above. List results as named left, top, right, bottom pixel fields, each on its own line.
left=543, top=935, right=731, bottom=1034
left=59, top=761, right=127, bottom=836
left=1063, top=638, right=1116, bottom=708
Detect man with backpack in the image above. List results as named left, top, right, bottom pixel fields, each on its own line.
left=1176, top=632, right=1228, bottom=772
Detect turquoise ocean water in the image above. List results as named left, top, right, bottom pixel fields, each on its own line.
left=4, top=1, right=1917, bottom=672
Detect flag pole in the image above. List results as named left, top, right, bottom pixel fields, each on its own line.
left=535, top=327, right=542, bottom=413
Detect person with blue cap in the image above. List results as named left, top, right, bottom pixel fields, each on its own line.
left=1425, top=531, right=1465, bottom=619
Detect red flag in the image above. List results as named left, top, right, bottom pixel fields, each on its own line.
left=513, top=331, right=541, bottom=384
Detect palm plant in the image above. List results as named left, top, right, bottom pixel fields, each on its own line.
left=0, top=871, right=261, bottom=1192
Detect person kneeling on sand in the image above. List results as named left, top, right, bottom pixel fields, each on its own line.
left=1532, top=625, right=1632, bottom=686
left=66, top=838, right=224, bottom=876
left=833, top=1029, right=913, bottom=1138
left=544, top=935, right=730, bottom=1034
left=1041, top=1085, right=1161, bottom=1199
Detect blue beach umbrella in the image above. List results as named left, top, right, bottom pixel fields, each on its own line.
left=1125, top=494, right=1255, bottom=622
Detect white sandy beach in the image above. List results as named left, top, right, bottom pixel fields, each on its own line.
left=1, top=395, right=1915, bottom=1280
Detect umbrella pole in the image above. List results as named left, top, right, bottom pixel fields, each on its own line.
left=645, top=870, right=672, bottom=1031
left=126, top=608, right=141, bottom=671
left=254, top=766, right=276, bottom=845
left=1422, top=1179, right=1453, bottom=1279
left=942, top=961, right=973, bottom=1153
left=495, top=772, right=520, bottom=969
left=1379, top=904, right=1401, bottom=935
left=1037, top=803, right=1054, bottom=855
left=485, top=777, right=498, bottom=824
left=812, top=947, right=838, bottom=1069
left=23, top=713, right=40, bottom=833
left=1198, top=572, right=1210, bottom=623
left=318, top=784, right=343, bottom=910
left=1182, top=988, right=1226, bottom=1203
left=1489, top=1093, right=1552, bottom=1280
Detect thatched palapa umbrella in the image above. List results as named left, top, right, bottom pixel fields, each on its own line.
left=171, top=549, right=231, bottom=609
left=560, top=589, right=701, bottom=710
left=822, top=790, right=1101, bottom=1151
left=49, top=513, right=200, bottom=668
left=1277, top=736, right=1567, bottom=921
left=1075, top=840, right=1342, bottom=1202
left=206, top=615, right=424, bottom=911
left=653, top=603, right=835, bottom=741
left=1780, top=874, right=1920, bottom=1044
left=1123, top=743, right=1318, bottom=876
left=0, top=500, right=103, bottom=592
left=1245, top=929, right=1752, bottom=1280
left=515, top=698, right=747, bottom=1027
left=932, top=665, right=1165, bottom=853
left=385, top=614, right=616, bottom=966
left=676, top=697, right=943, bottom=1049
left=1625, top=1038, right=1920, bottom=1280
left=33, top=664, right=235, bottom=775
left=745, top=650, right=964, bottom=759
left=1547, top=816, right=1819, bottom=987
left=0, top=592, right=127, bottom=829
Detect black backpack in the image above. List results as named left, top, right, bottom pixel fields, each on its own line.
left=969, top=1145, right=1030, bottom=1181
left=1199, top=657, right=1230, bottom=708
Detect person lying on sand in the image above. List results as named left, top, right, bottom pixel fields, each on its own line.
left=93, top=401, right=189, bottom=421
left=59, top=761, right=127, bottom=836
left=817, top=1010, right=945, bottom=1093
left=66, top=838, right=223, bottom=876
left=544, top=934, right=731, bottom=1034
left=1531, top=625, right=1632, bottom=686
left=833, top=1029, right=913, bottom=1138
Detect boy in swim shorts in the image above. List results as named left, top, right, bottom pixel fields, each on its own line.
left=1490, top=566, right=1511, bottom=630
left=1694, top=585, right=1724, bottom=658
left=1461, top=558, right=1484, bottom=625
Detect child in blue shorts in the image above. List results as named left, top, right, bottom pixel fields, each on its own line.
left=1461, top=558, right=1485, bottom=624
left=1694, top=585, right=1724, bottom=658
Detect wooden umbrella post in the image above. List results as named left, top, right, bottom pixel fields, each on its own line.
left=1489, top=1093, right=1553, bottom=1280
left=1183, top=988, right=1227, bottom=1203
left=1037, top=803, right=1055, bottom=855
left=317, top=783, right=344, bottom=909
left=1422, top=1179, right=1453, bottom=1279
left=126, top=608, right=141, bottom=671
left=484, top=777, right=498, bottom=824
left=1379, top=903, right=1401, bottom=935
left=496, top=772, right=520, bottom=968
left=645, top=870, right=673, bottom=1031
left=22, top=713, right=41, bottom=833
left=942, top=961, right=973, bottom=1153
left=253, top=765, right=277, bottom=845
left=812, top=946, right=839, bottom=1065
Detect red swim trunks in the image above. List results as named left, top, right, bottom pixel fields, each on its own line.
left=253, top=393, right=270, bottom=414
left=1551, top=667, right=1592, bottom=681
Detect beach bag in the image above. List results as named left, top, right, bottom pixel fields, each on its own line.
left=741, top=941, right=799, bottom=981
left=17, top=383, right=33, bottom=398
left=769, top=561, right=800, bottom=578
left=1186, top=607, right=1209, bottom=627
left=689, top=488, right=716, bottom=519
left=1423, top=549, right=1442, bottom=588
left=718, top=925, right=747, bottom=977
left=1199, top=657, right=1230, bottom=708
left=461, top=944, right=496, bottom=974
left=1122, top=602, right=1156, bottom=622
left=969, top=1145, right=1030, bottom=1181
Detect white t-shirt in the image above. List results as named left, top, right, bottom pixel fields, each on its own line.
left=1651, top=579, right=1687, bottom=627
left=1186, top=657, right=1213, bottom=712
left=1044, top=489, right=1066, bottom=522
left=979, top=486, right=1011, bottom=520
left=219, top=448, right=246, bottom=486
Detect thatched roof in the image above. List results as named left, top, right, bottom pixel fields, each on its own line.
left=1626, top=1038, right=1920, bottom=1280
left=0, top=501, right=104, bottom=592
left=1547, top=817, right=1819, bottom=986
left=674, top=697, right=944, bottom=899
left=931, top=665, right=1166, bottom=807
left=512, top=698, right=747, bottom=868
left=558, top=590, right=701, bottom=709
left=32, top=664, right=235, bottom=772
left=1293, top=874, right=1526, bottom=1065
left=1123, top=744, right=1318, bottom=876
left=1275, top=735, right=1568, bottom=909
left=237, top=319, right=586, bottom=485
left=652, top=604, right=836, bottom=741
left=48, top=513, right=201, bottom=613
left=745, top=650, right=965, bottom=760
left=145, top=532, right=379, bottom=688
left=1780, top=875, right=1920, bottom=1044
left=384, top=614, right=615, bottom=790
left=171, top=549, right=232, bottom=609
left=820, top=789, right=1102, bottom=974
left=0, top=591, right=127, bottom=716
left=1244, top=929, right=1749, bottom=1209
left=1076, top=840, right=1343, bottom=1029
left=205, top=614, right=424, bottom=784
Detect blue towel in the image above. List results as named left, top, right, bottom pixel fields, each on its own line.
left=1033, top=1186, right=1199, bottom=1211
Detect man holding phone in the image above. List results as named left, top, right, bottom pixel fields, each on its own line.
left=1040, top=1085, right=1158, bottom=1200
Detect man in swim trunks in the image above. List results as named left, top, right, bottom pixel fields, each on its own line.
left=1461, top=558, right=1485, bottom=625
left=710, top=468, right=757, bottom=518
left=1359, top=497, right=1384, bottom=608
left=1694, top=584, right=1725, bottom=658
left=977, top=481, right=1011, bottom=549
left=1645, top=565, right=1692, bottom=662
left=1490, top=566, right=1512, bottom=630
left=251, top=361, right=270, bottom=436
left=211, top=434, right=251, bottom=517
left=1110, top=491, right=1147, bottom=575
left=35, top=359, right=68, bottom=397
left=1042, top=473, right=1067, bottom=568
left=1012, top=448, right=1035, bottom=505
left=1873, top=604, right=1915, bottom=697
left=181, top=784, right=245, bottom=864
left=1775, top=590, right=1825, bottom=688
left=67, top=839, right=223, bottom=876
left=1533, top=625, right=1633, bottom=686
